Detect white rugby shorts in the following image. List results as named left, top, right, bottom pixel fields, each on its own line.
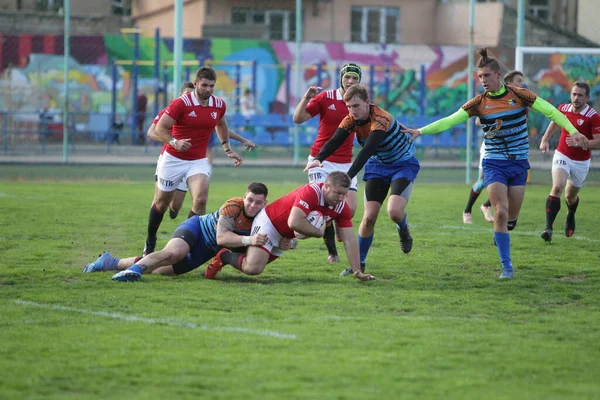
left=552, top=150, right=590, bottom=188
left=307, top=156, right=358, bottom=191
left=155, top=154, right=188, bottom=191
left=251, top=209, right=285, bottom=257
left=155, top=152, right=211, bottom=192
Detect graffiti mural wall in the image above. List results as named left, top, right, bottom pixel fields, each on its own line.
left=0, top=33, right=597, bottom=128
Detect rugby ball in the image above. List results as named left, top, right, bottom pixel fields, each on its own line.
left=295, top=210, right=325, bottom=239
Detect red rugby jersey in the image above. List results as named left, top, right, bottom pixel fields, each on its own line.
left=163, top=92, right=226, bottom=160
left=555, top=104, right=600, bottom=161
left=265, top=183, right=353, bottom=238
left=306, top=89, right=354, bottom=163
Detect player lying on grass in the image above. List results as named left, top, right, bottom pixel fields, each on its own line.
left=204, top=171, right=376, bottom=282
left=83, top=182, right=294, bottom=282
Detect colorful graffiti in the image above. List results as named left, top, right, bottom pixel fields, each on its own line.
left=0, top=33, right=598, bottom=133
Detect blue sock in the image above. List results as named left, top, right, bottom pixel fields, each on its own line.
left=127, top=264, right=144, bottom=274
left=102, top=257, right=120, bottom=271
left=493, top=232, right=512, bottom=270
left=396, top=213, right=408, bottom=230
left=358, top=234, right=374, bottom=264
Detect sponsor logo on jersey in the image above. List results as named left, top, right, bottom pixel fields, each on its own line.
left=508, top=99, right=516, bottom=107
left=328, top=104, right=336, bottom=110
left=188, top=111, right=197, bottom=117
left=298, top=200, right=309, bottom=209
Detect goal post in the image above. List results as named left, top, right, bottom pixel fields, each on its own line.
left=515, top=46, right=600, bottom=74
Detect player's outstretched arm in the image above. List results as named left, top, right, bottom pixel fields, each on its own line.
left=400, top=108, right=470, bottom=140
left=228, top=129, right=257, bottom=151
left=338, top=227, right=375, bottom=281
left=531, top=97, right=585, bottom=143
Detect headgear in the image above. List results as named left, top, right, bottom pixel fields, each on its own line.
left=339, top=63, right=362, bottom=88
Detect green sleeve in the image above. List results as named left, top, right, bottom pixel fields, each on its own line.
left=420, top=108, right=470, bottom=135
left=531, top=97, right=578, bottom=135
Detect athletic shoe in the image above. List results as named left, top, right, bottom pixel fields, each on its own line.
left=541, top=229, right=553, bottom=243
left=143, top=239, right=156, bottom=257
left=112, top=265, right=143, bottom=282
left=479, top=204, right=494, bottom=222
left=398, top=226, right=413, bottom=254
left=565, top=212, right=575, bottom=237
left=463, top=212, right=472, bottom=224
left=83, top=252, right=113, bottom=273
left=334, top=223, right=343, bottom=242
left=339, top=263, right=366, bottom=277
left=328, top=254, right=339, bottom=263
left=169, top=208, right=179, bottom=220
left=499, top=268, right=513, bottom=279
left=205, top=248, right=228, bottom=279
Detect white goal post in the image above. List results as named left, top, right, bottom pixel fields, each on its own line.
left=515, top=46, right=600, bottom=75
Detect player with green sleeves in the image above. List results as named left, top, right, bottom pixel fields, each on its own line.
left=401, top=48, right=585, bottom=280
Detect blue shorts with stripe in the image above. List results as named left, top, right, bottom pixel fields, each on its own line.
left=171, top=217, right=218, bottom=275
left=362, top=156, right=420, bottom=183
left=483, top=158, right=530, bottom=187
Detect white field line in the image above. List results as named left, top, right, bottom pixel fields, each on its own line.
left=14, top=300, right=296, bottom=340
left=438, top=225, right=600, bottom=243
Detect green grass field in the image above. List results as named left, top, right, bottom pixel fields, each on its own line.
left=1, top=165, right=599, bottom=399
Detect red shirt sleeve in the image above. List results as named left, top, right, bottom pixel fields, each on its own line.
left=305, top=93, right=323, bottom=118
left=292, top=185, right=319, bottom=215
left=334, top=203, right=353, bottom=228
left=591, top=113, right=600, bottom=135
left=153, top=108, right=167, bottom=124
left=220, top=99, right=227, bottom=119
left=164, top=98, right=184, bottom=122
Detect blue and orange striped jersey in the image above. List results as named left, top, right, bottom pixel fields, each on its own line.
left=339, top=104, right=415, bottom=164
left=462, top=85, right=537, bottom=160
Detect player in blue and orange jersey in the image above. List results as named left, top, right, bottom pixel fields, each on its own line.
left=539, top=80, right=600, bottom=242
left=305, top=84, right=421, bottom=277
left=83, top=182, right=269, bottom=282
left=293, top=63, right=362, bottom=264
left=401, top=48, right=586, bottom=279
left=463, top=70, right=526, bottom=224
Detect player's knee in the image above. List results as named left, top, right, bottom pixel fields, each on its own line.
left=387, top=208, right=405, bottom=223
left=242, top=263, right=265, bottom=276
left=361, top=213, right=378, bottom=228
left=507, top=219, right=518, bottom=231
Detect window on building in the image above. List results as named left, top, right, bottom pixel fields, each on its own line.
left=232, top=9, right=296, bottom=41
left=112, top=0, right=132, bottom=16
left=528, top=0, right=550, bottom=20
left=37, top=0, right=64, bottom=11
left=351, top=6, right=399, bottom=44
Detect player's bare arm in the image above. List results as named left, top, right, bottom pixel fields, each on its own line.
left=146, top=123, right=159, bottom=142
left=216, top=117, right=243, bottom=166
left=304, top=127, right=351, bottom=172
left=539, top=121, right=558, bottom=153
left=216, top=215, right=266, bottom=248
left=155, top=113, right=191, bottom=151
left=288, top=206, right=325, bottom=238
left=338, top=226, right=376, bottom=282
left=293, top=86, right=322, bottom=123
left=228, top=129, right=257, bottom=151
